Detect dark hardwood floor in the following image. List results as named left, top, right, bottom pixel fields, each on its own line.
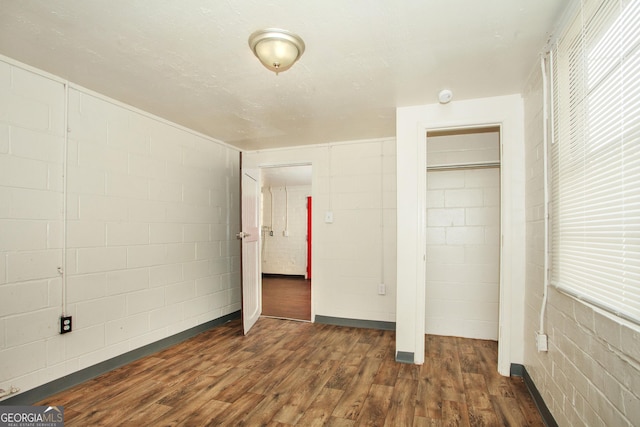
left=262, top=275, right=311, bottom=321
left=37, top=318, right=543, bottom=426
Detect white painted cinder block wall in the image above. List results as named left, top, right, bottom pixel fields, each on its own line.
left=523, top=58, right=640, bottom=427
left=244, top=139, right=397, bottom=322
left=261, top=185, right=310, bottom=275
left=0, top=57, right=240, bottom=399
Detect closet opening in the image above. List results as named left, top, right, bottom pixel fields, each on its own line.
left=425, top=126, right=501, bottom=342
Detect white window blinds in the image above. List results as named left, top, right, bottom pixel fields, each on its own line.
left=550, top=0, right=640, bottom=323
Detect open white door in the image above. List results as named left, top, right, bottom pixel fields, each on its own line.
left=239, top=169, right=261, bottom=335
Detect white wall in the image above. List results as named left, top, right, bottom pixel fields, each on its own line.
left=396, top=94, right=525, bottom=371
left=425, top=131, right=500, bottom=340
left=523, top=58, right=640, bottom=427
left=261, top=185, right=310, bottom=276
left=0, top=57, right=240, bottom=399
left=427, top=131, right=500, bottom=166
left=244, top=138, right=396, bottom=322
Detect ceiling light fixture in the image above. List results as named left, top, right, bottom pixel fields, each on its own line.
left=248, top=28, right=305, bottom=75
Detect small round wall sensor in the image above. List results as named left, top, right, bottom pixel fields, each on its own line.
left=438, top=89, right=453, bottom=104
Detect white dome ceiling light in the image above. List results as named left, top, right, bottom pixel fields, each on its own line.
left=248, top=28, right=305, bottom=75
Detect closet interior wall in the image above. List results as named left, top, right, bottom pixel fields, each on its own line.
left=425, top=128, right=501, bottom=340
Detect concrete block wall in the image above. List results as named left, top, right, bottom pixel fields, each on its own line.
left=0, top=60, right=66, bottom=393
left=261, top=185, right=310, bottom=276
left=425, top=132, right=501, bottom=340
left=427, top=131, right=500, bottom=166
left=319, top=141, right=396, bottom=322
left=243, top=138, right=397, bottom=322
left=523, top=59, right=640, bottom=426
left=0, top=58, right=240, bottom=399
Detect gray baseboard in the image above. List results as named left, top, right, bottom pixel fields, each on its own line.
left=1, top=311, right=240, bottom=406
left=314, top=315, right=395, bottom=331
left=262, top=273, right=306, bottom=279
left=510, top=363, right=558, bottom=427
left=395, top=351, right=414, bottom=364
left=510, top=363, right=525, bottom=376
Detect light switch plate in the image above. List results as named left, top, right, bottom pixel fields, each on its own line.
left=325, top=211, right=334, bottom=223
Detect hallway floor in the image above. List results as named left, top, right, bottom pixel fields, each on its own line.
left=262, top=274, right=311, bottom=321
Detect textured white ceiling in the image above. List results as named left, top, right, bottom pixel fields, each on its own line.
left=0, top=0, right=568, bottom=150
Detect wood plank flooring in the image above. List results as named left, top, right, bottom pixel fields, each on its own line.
left=36, top=318, right=544, bottom=426
left=262, top=275, right=311, bottom=321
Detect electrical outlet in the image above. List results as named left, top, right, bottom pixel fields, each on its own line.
left=60, top=316, right=72, bottom=334
left=536, top=333, right=548, bottom=352
left=378, top=283, right=386, bottom=295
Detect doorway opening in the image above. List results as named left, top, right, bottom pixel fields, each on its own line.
left=425, top=126, right=502, bottom=341
left=260, top=165, right=312, bottom=321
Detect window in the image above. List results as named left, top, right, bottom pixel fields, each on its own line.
left=550, top=0, right=640, bottom=323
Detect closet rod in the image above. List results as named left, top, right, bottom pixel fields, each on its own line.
left=426, top=161, right=500, bottom=171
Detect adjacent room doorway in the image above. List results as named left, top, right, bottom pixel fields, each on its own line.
left=260, top=165, right=312, bottom=321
